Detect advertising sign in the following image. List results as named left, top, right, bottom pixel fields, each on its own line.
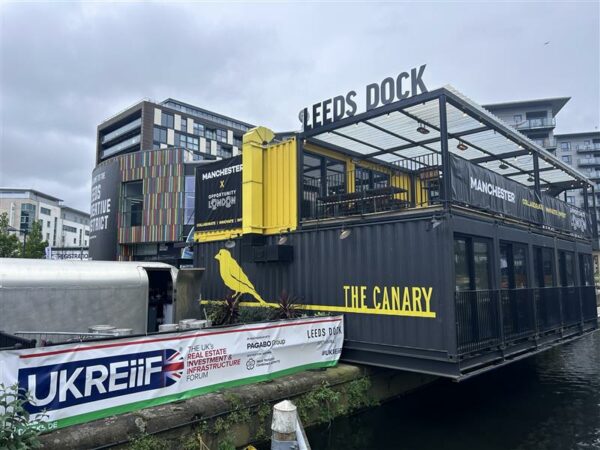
left=0, top=316, right=343, bottom=431
left=450, top=155, right=591, bottom=238
left=89, top=159, right=120, bottom=260
left=195, top=156, right=243, bottom=231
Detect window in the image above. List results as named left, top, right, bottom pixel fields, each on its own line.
left=584, top=140, right=591, bottom=146
left=40, top=207, right=51, bottom=215
left=566, top=196, right=575, bottom=204
left=453, top=236, right=491, bottom=291
left=20, top=203, right=36, bottom=231
left=161, top=112, right=174, bottom=128
left=153, top=127, right=167, bottom=146
left=175, top=133, right=199, bottom=151
left=533, top=247, right=555, bottom=287
left=513, top=114, right=522, bottom=124
left=184, top=176, right=195, bottom=225
left=46, top=220, right=50, bottom=227
left=46, top=233, right=50, bottom=240
left=558, top=251, right=575, bottom=287
left=500, top=242, right=528, bottom=289
left=85, top=230, right=90, bottom=236
left=579, top=254, right=594, bottom=286
left=355, top=167, right=389, bottom=192
left=205, top=128, right=216, bottom=140
left=193, top=122, right=204, bottom=136
left=302, top=151, right=347, bottom=218
left=560, top=142, right=571, bottom=151
left=217, top=145, right=233, bottom=158
left=216, top=129, right=227, bottom=143
left=122, top=181, right=144, bottom=227
left=561, top=155, right=572, bottom=164
left=73, top=238, right=76, bottom=244
left=233, top=136, right=242, bottom=148
left=62, top=224, right=77, bottom=233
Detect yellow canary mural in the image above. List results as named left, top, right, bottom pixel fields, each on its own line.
left=214, top=249, right=266, bottom=304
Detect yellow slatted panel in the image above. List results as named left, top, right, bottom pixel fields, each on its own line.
left=263, top=138, right=297, bottom=235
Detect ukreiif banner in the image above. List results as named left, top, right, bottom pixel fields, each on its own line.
left=0, top=316, right=344, bottom=431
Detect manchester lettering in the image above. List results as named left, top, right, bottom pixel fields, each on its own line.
left=201, top=164, right=243, bottom=180
left=470, top=176, right=515, bottom=203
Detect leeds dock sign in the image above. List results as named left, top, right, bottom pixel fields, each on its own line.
left=300, top=64, right=428, bottom=132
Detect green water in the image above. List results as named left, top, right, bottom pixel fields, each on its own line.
left=307, top=331, right=600, bottom=450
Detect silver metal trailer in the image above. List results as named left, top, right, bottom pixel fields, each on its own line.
left=0, top=259, right=202, bottom=336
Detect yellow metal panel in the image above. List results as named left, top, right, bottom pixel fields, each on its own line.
left=194, top=228, right=243, bottom=243
left=263, top=138, right=297, bottom=235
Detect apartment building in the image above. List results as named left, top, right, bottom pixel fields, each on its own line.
left=0, top=188, right=90, bottom=247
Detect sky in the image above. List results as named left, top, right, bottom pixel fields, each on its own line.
left=0, top=1, right=598, bottom=212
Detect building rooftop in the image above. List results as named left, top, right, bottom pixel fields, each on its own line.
left=161, top=98, right=255, bottom=130
left=482, top=97, right=570, bottom=117
left=61, top=205, right=91, bottom=218
left=0, top=188, right=63, bottom=203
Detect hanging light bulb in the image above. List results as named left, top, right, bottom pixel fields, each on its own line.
left=416, top=123, right=430, bottom=134
left=457, top=141, right=468, bottom=151
left=499, top=161, right=508, bottom=170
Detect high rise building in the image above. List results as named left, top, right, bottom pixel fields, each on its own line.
left=90, top=99, right=253, bottom=263
left=0, top=188, right=90, bottom=248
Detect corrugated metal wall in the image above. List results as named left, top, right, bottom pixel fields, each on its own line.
left=263, top=138, right=297, bottom=234
left=195, top=215, right=453, bottom=355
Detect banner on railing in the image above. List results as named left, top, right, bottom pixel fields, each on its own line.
left=450, top=155, right=592, bottom=238
left=0, top=316, right=344, bottom=431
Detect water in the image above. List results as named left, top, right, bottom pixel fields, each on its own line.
left=307, top=331, right=600, bottom=450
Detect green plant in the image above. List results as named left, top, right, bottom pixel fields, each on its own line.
left=254, top=402, right=272, bottom=441
left=209, top=292, right=241, bottom=325
left=271, top=290, right=301, bottom=320
left=295, top=381, right=341, bottom=424
left=217, top=438, right=236, bottom=450
left=238, top=305, right=272, bottom=323
left=127, top=434, right=168, bottom=450
left=20, top=220, right=48, bottom=259
left=345, top=377, right=377, bottom=412
left=0, top=383, right=47, bottom=449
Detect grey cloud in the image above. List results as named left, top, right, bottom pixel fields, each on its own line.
left=1, top=1, right=598, bottom=212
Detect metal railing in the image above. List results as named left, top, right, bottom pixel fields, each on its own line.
left=577, top=157, right=600, bottom=166
left=515, top=118, right=556, bottom=130
left=576, top=143, right=600, bottom=153
left=455, top=285, right=597, bottom=355
left=14, top=331, right=116, bottom=347
left=532, top=137, right=557, bottom=148
left=0, top=331, right=36, bottom=350
left=302, top=153, right=442, bottom=220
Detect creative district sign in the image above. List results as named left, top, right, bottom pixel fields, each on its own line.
left=0, top=316, right=344, bottom=431
left=300, top=64, right=428, bottom=132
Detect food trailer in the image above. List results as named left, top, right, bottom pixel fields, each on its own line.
left=193, top=83, right=598, bottom=380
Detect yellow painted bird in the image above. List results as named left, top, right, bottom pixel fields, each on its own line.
left=215, top=249, right=266, bottom=304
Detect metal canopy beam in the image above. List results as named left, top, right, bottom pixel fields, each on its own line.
left=471, top=150, right=530, bottom=164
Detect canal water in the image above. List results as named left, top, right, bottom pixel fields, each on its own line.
left=306, top=331, right=600, bottom=450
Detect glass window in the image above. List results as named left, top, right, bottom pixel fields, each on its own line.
left=233, top=136, right=243, bottom=148
left=47, top=221, right=50, bottom=227
left=62, top=224, right=77, bottom=233
left=205, top=128, right=216, bottom=140
left=566, top=196, right=575, bottom=204
left=122, top=181, right=144, bottom=227
left=513, top=245, right=528, bottom=288
left=184, top=176, right=195, bottom=225
left=40, top=207, right=51, bottom=215
left=355, top=167, right=390, bottom=192
left=513, top=114, right=522, bottom=124
left=153, top=127, right=167, bottom=145
left=161, top=112, right=174, bottom=128
left=216, top=129, right=227, bottom=143
left=561, top=155, right=571, bottom=163
left=533, top=247, right=555, bottom=287
left=217, top=145, right=233, bottom=158
left=559, top=251, right=575, bottom=287
left=560, top=142, right=571, bottom=151
left=473, top=241, right=490, bottom=290
left=579, top=254, right=594, bottom=286
left=193, top=122, right=204, bottom=136
left=454, top=238, right=471, bottom=291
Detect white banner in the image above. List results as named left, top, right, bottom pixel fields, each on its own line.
left=0, top=316, right=344, bottom=431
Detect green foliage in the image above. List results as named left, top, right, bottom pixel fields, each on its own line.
left=238, top=305, right=272, bottom=323
left=254, top=402, right=272, bottom=441
left=345, top=377, right=377, bottom=412
left=295, top=381, right=341, bottom=424
left=127, top=434, right=168, bottom=450
left=271, top=290, right=301, bottom=320
left=207, top=292, right=240, bottom=326
left=0, top=212, right=21, bottom=258
left=217, top=439, right=236, bottom=450
left=0, top=383, right=47, bottom=450
left=21, top=220, right=48, bottom=259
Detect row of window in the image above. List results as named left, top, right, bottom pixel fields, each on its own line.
left=559, top=140, right=600, bottom=151
left=454, top=235, right=594, bottom=292
left=160, top=114, right=233, bottom=143
left=162, top=101, right=251, bottom=132
left=153, top=126, right=234, bottom=157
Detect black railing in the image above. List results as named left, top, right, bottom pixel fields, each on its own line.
left=0, top=331, right=36, bottom=350
left=302, top=152, right=442, bottom=220
left=455, top=286, right=598, bottom=355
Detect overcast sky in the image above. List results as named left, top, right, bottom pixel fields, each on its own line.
left=1, top=1, right=598, bottom=212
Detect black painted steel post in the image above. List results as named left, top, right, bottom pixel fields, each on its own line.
left=532, top=153, right=541, bottom=197
left=439, top=95, right=451, bottom=209
left=591, top=185, right=599, bottom=244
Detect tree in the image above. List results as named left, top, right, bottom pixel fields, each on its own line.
left=21, top=220, right=48, bottom=259
left=0, top=212, right=21, bottom=257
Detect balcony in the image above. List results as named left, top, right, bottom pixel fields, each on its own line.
left=455, top=286, right=597, bottom=356
left=531, top=137, right=557, bottom=149
left=576, top=143, right=600, bottom=153
left=515, top=117, right=556, bottom=131
left=101, top=117, right=142, bottom=145
left=577, top=157, right=600, bottom=167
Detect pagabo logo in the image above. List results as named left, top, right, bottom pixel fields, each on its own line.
left=19, top=349, right=184, bottom=413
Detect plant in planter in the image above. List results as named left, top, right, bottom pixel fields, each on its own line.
left=272, top=290, right=301, bottom=320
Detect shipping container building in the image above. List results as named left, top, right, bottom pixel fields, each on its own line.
left=193, top=86, right=598, bottom=380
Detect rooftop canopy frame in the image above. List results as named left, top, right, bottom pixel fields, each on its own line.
left=299, top=86, right=592, bottom=195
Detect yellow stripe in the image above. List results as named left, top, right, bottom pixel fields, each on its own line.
left=200, top=300, right=436, bottom=319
